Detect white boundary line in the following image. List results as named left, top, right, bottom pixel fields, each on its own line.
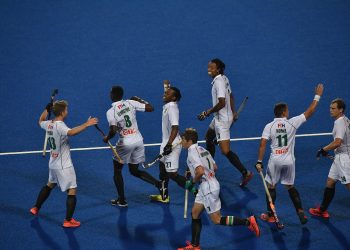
left=0, top=132, right=332, bottom=156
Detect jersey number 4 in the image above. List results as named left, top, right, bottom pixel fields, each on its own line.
left=276, top=134, right=288, bottom=147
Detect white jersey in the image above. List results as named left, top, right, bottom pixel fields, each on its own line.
left=187, top=144, right=219, bottom=195
left=211, top=74, right=233, bottom=123
left=40, top=120, right=73, bottom=169
left=106, top=100, right=145, bottom=145
left=162, top=102, right=181, bottom=146
left=262, top=114, right=306, bottom=162
left=333, top=115, right=350, bottom=155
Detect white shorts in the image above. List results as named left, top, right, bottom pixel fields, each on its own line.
left=160, top=143, right=182, bottom=173
left=195, top=189, right=221, bottom=214
left=116, top=140, right=145, bottom=164
left=265, top=158, right=295, bottom=185
left=328, top=154, right=350, bottom=184
left=209, top=118, right=232, bottom=142
left=48, top=167, right=77, bottom=192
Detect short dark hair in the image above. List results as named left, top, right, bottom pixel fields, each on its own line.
left=182, top=128, right=198, bottom=143
left=53, top=100, right=68, bottom=117
left=210, top=58, right=225, bottom=74
left=169, top=86, right=182, bottom=102
left=331, top=98, right=346, bottom=112
left=274, top=103, right=288, bottom=118
left=110, top=86, right=124, bottom=101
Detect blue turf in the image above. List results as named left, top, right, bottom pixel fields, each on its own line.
left=1, top=0, right=350, bottom=249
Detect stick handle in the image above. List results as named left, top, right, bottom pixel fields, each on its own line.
left=42, top=132, right=48, bottom=157
left=184, top=189, right=188, bottom=219
left=94, top=125, right=123, bottom=163
left=259, top=171, right=273, bottom=203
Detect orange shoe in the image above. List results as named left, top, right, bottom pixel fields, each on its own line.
left=240, top=171, right=253, bottom=187
left=309, top=207, right=329, bottom=219
left=30, top=207, right=39, bottom=215
left=63, top=218, right=81, bottom=228
left=178, top=241, right=201, bottom=250
left=260, top=212, right=276, bottom=223
left=247, top=216, right=260, bottom=237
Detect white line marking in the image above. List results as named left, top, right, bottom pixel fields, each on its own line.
left=0, top=132, right=332, bottom=156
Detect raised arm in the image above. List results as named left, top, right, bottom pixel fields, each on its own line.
left=303, top=83, right=324, bottom=120
left=67, top=116, right=98, bottom=136
left=130, top=96, right=154, bottom=112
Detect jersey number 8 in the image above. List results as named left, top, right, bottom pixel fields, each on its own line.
left=124, top=115, right=132, bottom=128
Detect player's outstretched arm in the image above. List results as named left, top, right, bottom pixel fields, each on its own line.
left=303, top=83, right=324, bottom=120
left=67, top=116, right=98, bottom=136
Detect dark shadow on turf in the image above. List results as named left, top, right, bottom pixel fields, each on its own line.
left=30, top=218, right=63, bottom=250
left=63, top=227, right=80, bottom=250
left=297, top=227, right=310, bottom=250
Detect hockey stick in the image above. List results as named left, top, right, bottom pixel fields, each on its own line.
left=234, top=96, right=248, bottom=121
left=184, top=168, right=190, bottom=219
left=94, top=125, right=123, bottom=164
left=42, top=89, right=58, bottom=157
left=163, top=79, right=171, bottom=93
left=142, top=141, right=182, bottom=169
left=258, top=171, right=284, bottom=230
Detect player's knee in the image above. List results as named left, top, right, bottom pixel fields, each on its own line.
left=211, top=217, right=221, bottom=225
left=128, top=164, right=140, bottom=177
left=47, top=183, right=56, bottom=189
left=168, top=172, right=177, bottom=180
left=67, top=188, right=77, bottom=195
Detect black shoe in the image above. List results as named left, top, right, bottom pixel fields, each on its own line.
left=298, top=211, right=308, bottom=225
left=111, top=198, right=128, bottom=207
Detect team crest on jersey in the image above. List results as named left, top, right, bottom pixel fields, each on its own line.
left=163, top=108, right=168, bottom=114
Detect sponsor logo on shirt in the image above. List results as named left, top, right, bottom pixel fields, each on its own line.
left=277, top=123, right=285, bottom=128
left=275, top=148, right=289, bottom=154
left=121, top=128, right=136, bottom=136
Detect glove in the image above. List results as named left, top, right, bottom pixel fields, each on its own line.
left=46, top=102, right=53, bottom=113
left=255, top=161, right=263, bottom=172
left=185, top=180, right=197, bottom=195
left=197, top=111, right=209, bottom=121
left=163, top=143, right=172, bottom=155
left=185, top=170, right=192, bottom=179
left=316, top=148, right=328, bottom=159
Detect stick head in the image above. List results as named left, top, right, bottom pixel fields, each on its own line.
left=163, top=80, right=171, bottom=93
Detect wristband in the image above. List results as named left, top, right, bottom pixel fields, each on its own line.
left=314, top=95, right=321, bottom=102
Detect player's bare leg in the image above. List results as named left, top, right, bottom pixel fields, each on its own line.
left=30, top=182, right=56, bottom=215
left=205, top=128, right=216, bottom=157
left=218, top=139, right=252, bottom=187
left=111, top=160, right=127, bottom=207
left=285, top=184, right=307, bottom=224
left=309, top=177, right=337, bottom=218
